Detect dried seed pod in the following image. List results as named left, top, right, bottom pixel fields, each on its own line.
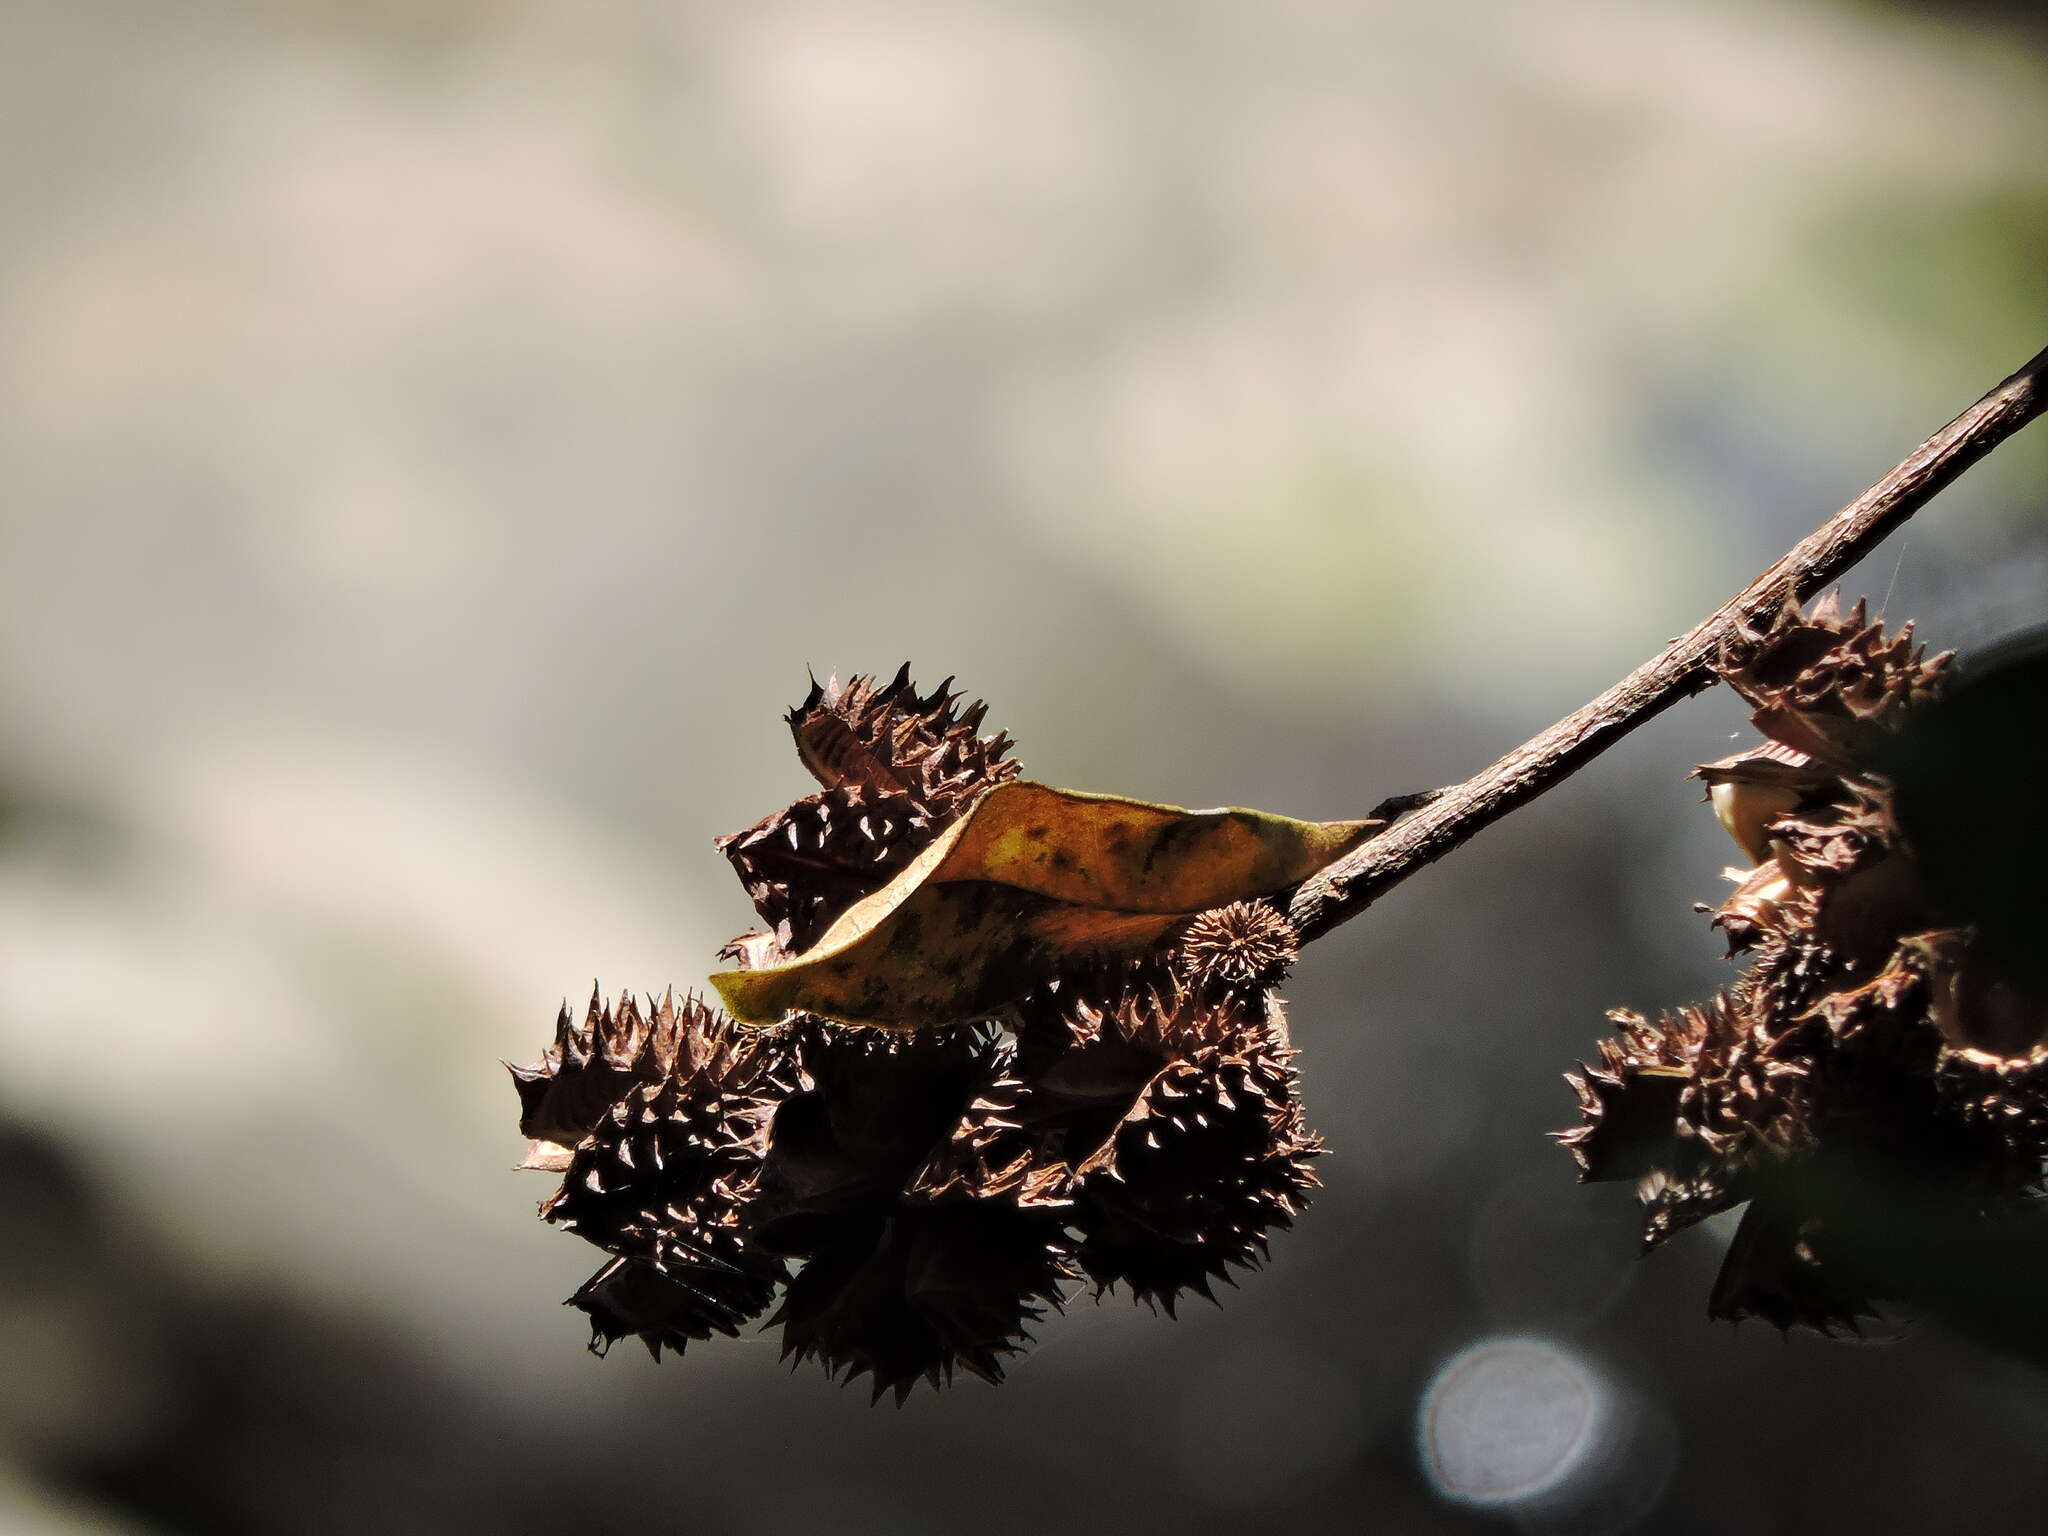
left=518, top=991, right=797, bottom=1356
left=1724, top=592, right=1951, bottom=765
left=1558, top=1030, right=1690, bottom=1186
left=746, top=1022, right=1006, bottom=1257
left=1066, top=1053, right=1323, bottom=1312
left=523, top=664, right=1349, bottom=1388
left=1706, top=1189, right=1879, bottom=1337
left=903, top=972, right=1170, bottom=1209
left=906, top=1068, right=1073, bottom=1208
left=716, top=929, right=788, bottom=973
left=509, top=987, right=695, bottom=1171
left=1564, top=597, right=2048, bottom=1339
left=1564, top=986, right=1823, bottom=1251
left=1708, top=861, right=1812, bottom=956
left=717, top=783, right=938, bottom=954
left=1175, top=900, right=1300, bottom=992
left=788, top=664, right=1020, bottom=819
left=569, top=1238, right=785, bottom=1361
left=1695, top=741, right=1829, bottom=865
left=718, top=667, right=1022, bottom=956
left=772, top=1205, right=1071, bottom=1404
left=1060, top=985, right=1322, bottom=1312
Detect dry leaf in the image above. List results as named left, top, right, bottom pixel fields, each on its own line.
left=713, top=781, right=1376, bottom=1028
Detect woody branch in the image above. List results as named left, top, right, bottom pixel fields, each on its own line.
left=1289, top=342, right=2048, bottom=944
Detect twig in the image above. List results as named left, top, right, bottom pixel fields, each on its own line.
left=1289, top=342, right=2048, bottom=944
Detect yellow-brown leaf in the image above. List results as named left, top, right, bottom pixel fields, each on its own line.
left=712, top=782, right=1375, bottom=1029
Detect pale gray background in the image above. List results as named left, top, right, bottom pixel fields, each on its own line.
left=2, top=1, right=2045, bottom=1532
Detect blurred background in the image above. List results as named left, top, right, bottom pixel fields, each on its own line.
left=1, top=0, right=2046, bottom=1531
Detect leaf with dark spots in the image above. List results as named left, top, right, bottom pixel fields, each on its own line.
left=713, top=781, right=1378, bottom=1028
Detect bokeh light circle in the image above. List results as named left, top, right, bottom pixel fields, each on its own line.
left=1417, top=1334, right=1611, bottom=1508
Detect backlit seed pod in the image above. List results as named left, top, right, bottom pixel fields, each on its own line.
left=540, top=1064, right=780, bottom=1257
left=1695, top=741, right=1828, bottom=865
left=1061, top=985, right=1322, bottom=1313
left=787, top=664, right=1020, bottom=819
left=717, top=783, right=938, bottom=954
left=521, top=663, right=1348, bottom=1390
left=745, top=1021, right=1007, bottom=1258
left=771, top=1205, right=1072, bottom=1405
left=1558, top=1029, right=1691, bottom=1186
left=716, top=929, right=788, bottom=973
left=1722, top=592, right=1950, bottom=766
left=1707, top=861, right=1810, bottom=956
left=1562, top=596, right=2048, bottom=1337
left=509, top=987, right=697, bottom=1172
left=1066, top=1052, right=1323, bottom=1313
left=906, top=1068, right=1074, bottom=1209
left=518, top=991, right=797, bottom=1355
left=716, top=668, right=1021, bottom=958
left=1566, top=984, right=1824, bottom=1252
left=569, top=1230, right=786, bottom=1361
left=1705, top=1188, right=1879, bottom=1337
left=910, top=974, right=1323, bottom=1314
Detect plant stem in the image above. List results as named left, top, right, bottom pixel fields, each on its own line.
left=1289, top=342, right=2048, bottom=944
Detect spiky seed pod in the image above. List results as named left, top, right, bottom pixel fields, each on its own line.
left=716, top=929, right=788, bottom=973
left=509, top=987, right=698, bottom=1171
left=1175, top=900, right=1300, bottom=993
left=1558, top=1030, right=1691, bottom=1186
left=527, top=992, right=797, bottom=1354
left=1722, top=592, right=1951, bottom=766
left=716, top=783, right=938, bottom=954
left=1706, top=1189, right=1879, bottom=1337
left=536, top=993, right=793, bottom=1242
left=904, top=977, right=1173, bottom=1211
left=1066, top=1047, right=1323, bottom=1312
left=523, top=660, right=1348, bottom=1384
left=539, top=1067, right=777, bottom=1257
left=787, top=664, right=1020, bottom=820
left=1695, top=741, right=1830, bottom=865
left=569, top=1239, right=786, bottom=1361
left=1707, top=861, right=1813, bottom=957
left=714, top=666, right=1020, bottom=962
left=907, top=1069, right=1073, bottom=1208
left=1651, top=991, right=1824, bottom=1249
left=1061, top=987, right=1322, bottom=1313
left=1563, top=596, right=2048, bottom=1337
left=746, top=1021, right=1009, bottom=1257
left=979, top=975, right=1276, bottom=1208
left=910, top=975, right=1325, bottom=1313
left=1068, top=974, right=1252, bottom=1055
left=772, top=1205, right=1072, bottom=1404
left=1931, top=926, right=2048, bottom=1063
left=744, top=1016, right=1079, bottom=1401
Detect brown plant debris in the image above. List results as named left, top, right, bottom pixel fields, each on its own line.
left=1559, top=594, right=2048, bottom=1338
left=517, top=668, right=1341, bottom=1396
